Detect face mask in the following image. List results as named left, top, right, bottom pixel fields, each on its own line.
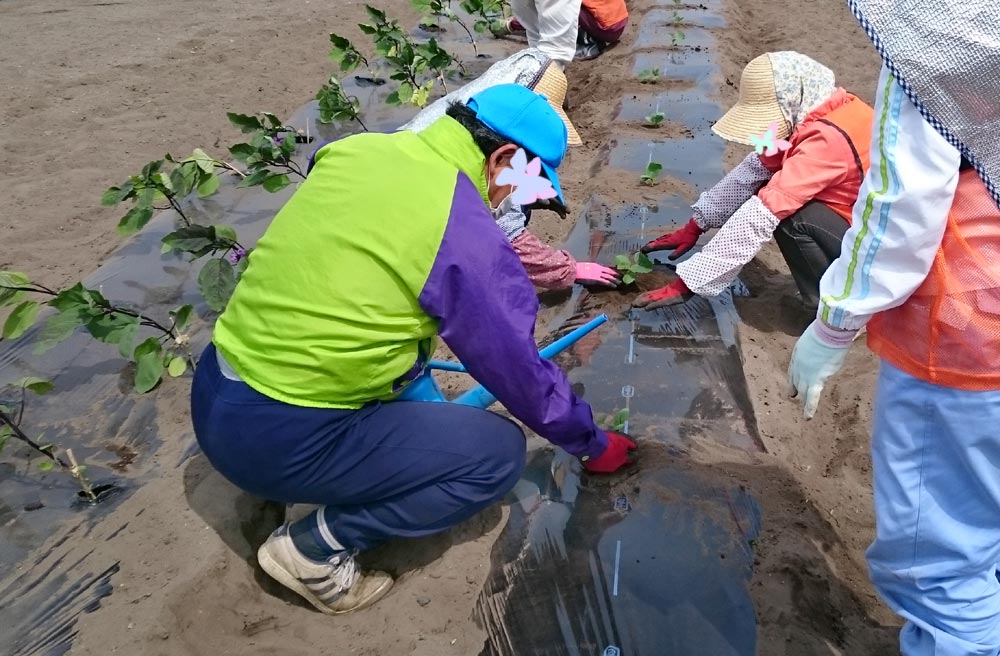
left=490, top=191, right=517, bottom=219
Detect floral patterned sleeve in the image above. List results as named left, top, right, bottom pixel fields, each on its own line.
left=511, top=229, right=578, bottom=290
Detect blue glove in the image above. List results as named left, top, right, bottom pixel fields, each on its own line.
left=787, top=319, right=858, bottom=419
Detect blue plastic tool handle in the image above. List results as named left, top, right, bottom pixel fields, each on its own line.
left=452, top=313, right=609, bottom=409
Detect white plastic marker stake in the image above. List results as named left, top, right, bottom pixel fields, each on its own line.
left=626, top=318, right=638, bottom=364
left=640, top=205, right=648, bottom=240
left=612, top=539, right=622, bottom=596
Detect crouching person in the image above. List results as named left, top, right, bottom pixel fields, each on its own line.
left=190, top=85, right=635, bottom=615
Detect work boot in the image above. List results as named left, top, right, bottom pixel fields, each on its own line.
left=257, top=525, right=393, bottom=615
left=575, top=33, right=603, bottom=61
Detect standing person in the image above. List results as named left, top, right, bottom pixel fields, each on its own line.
left=402, top=49, right=620, bottom=289
left=190, top=85, right=636, bottom=616
left=632, top=52, right=873, bottom=311
left=788, top=1, right=1000, bottom=653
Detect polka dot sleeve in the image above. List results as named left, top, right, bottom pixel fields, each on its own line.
left=692, top=152, right=774, bottom=230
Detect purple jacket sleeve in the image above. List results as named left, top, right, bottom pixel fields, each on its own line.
left=419, top=173, right=609, bottom=460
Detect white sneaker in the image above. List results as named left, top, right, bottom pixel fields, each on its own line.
left=257, top=526, right=393, bottom=615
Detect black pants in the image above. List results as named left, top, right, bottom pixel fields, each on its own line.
left=773, top=202, right=850, bottom=310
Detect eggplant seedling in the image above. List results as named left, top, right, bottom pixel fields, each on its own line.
left=613, top=252, right=654, bottom=285
left=0, top=379, right=97, bottom=501
left=644, top=111, right=665, bottom=128
left=671, top=29, right=686, bottom=47
left=638, top=68, right=660, bottom=83
left=671, top=10, right=683, bottom=24
left=328, top=33, right=383, bottom=85
left=315, top=76, right=369, bottom=131
left=606, top=407, right=630, bottom=431
left=413, top=0, right=482, bottom=58
left=640, top=161, right=663, bottom=186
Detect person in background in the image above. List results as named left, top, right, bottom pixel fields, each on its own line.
left=190, top=85, right=636, bottom=616
left=495, top=0, right=629, bottom=61
left=402, top=49, right=620, bottom=289
left=633, top=52, right=873, bottom=311
left=788, top=1, right=1000, bottom=653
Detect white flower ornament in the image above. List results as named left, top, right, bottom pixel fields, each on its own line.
left=496, top=148, right=559, bottom=206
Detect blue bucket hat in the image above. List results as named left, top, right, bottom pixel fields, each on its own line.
left=466, top=84, right=568, bottom=205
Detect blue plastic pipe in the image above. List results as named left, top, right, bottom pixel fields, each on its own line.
left=453, top=313, right=609, bottom=409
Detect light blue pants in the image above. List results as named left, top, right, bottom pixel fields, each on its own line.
left=868, top=361, right=1000, bottom=655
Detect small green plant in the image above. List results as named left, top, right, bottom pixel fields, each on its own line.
left=101, top=152, right=229, bottom=236
left=644, top=111, right=665, bottom=127
left=1, top=273, right=198, bottom=392
left=413, top=0, right=482, bottom=58
left=638, top=68, right=660, bottom=84
left=328, top=33, right=383, bottom=85
left=226, top=111, right=308, bottom=190
left=613, top=252, right=654, bottom=285
left=606, top=407, right=630, bottom=431
left=0, top=378, right=97, bottom=501
left=671, top=29, right=686, bottom=47
left=315, top=77, right=369, bottom=130
left=461, top=0, right=510, bottom=36
left=671, top=10, right=683, bottom=24
left=359, top=5, right=449, bottom=107
left=640, top=161, right=663, bottom=186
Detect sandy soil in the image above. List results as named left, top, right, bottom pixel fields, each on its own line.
left=0, top=0, right=900, bottom=653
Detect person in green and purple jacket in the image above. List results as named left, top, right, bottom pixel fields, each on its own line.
left=190, top=84, right=636, bottom=615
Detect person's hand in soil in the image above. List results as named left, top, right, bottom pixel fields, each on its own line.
left=575, top=262, right=621, bottom=287
left=583, top=431, right=638, bottom=473
left=632, top=278, right=695, bottom=310
left=640, top=218, right=705, bottom=260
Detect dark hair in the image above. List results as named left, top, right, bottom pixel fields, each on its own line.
left=446, top=101, right=537, bottom=161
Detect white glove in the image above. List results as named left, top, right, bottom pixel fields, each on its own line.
left=787, top=319, right=857, bottom=419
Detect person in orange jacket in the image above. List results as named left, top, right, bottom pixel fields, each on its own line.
left=633, top=52, right=874, bottom=311
left=495, top=0, right=629, bottom=61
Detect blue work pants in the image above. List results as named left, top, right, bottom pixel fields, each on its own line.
left=868, top=361, right=1000, bottom=655
left=191, top=344, right=526, bottom=552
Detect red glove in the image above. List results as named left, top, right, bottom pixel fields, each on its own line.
left=641, top=218, right=705, bottom=259
left=632, top=278, right=694, bottom=310
left=583, top=431, right=638, bottom=474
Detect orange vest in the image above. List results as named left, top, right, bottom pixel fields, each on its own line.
left=815, top=98, right=874, bottom=223
left=581, top=0, right=628, bottom=29
left=867, top=169, right=1000, bottom=391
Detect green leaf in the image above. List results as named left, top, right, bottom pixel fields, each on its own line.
left=238, top=169, right=271, bottom=188
left=0, top=271, right=30, bottom=307
left=196, top=174, right=221, bottom=198
left=614, top=254, right=631, bottom=271
left=215, top=225, right=238, bottom=245
left=162, top=225, right=217, bottom=255
left=133, top=337, right=165, bottom=393
left=170, top=164, right=198, bottom=198
left=635, top=252, right=654, bottom=272
left=17, top=377, right=53, bottom=395
left=37, top=460, right=55, bottom=473
left=227, top=112, right=264, bottom=133
left=3, top=300, right=41, bottom=339
left=646, top=162, right=663, bottom=175
left=101, top=181, right=135, bottom=207
left=622, top=273, right=635, bottom=285
left=0, top=426, right=11, bottom=453
left=167, top=356, right=188, bottom=377
left=262, top=113, right=284, bottom=129
left=188, top=148, right=217, bottom=174
left=198, top=257, right=237, bottom=312
left=228, top=143, right=256, bottom=161
left=262, top=173, right=291, bottom=193
left=85, top=312, right=140, bottom=358
left=170, top=304, right=194, bottom=332
left=117, top=204, right=155, bottom=236
left=33, top=310, right=84, bottom=354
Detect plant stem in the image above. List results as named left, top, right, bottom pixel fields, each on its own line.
left=352, top=111, right=369, bottom=132
left=0, top=408, right=69, bottom=468
left=450, top=15, right=480, bottom=57
left=213, top=161, right=247, bottom=179
left=167, top=195, right=192, bottom=227
left=66, top=448, right=97, bottom=502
